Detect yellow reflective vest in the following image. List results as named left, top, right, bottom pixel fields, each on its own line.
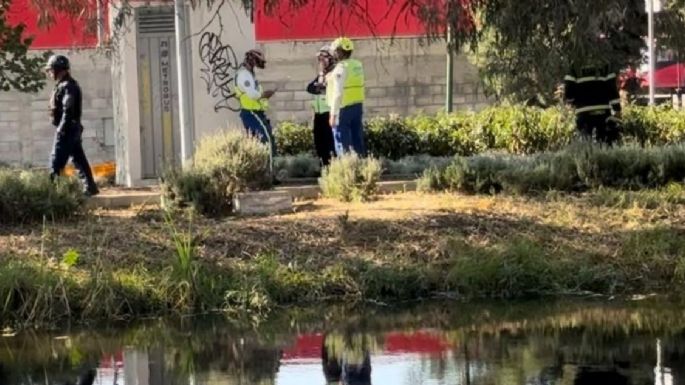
left=326, top=59, right=365, bottom=110
left=235, top=69, right=269, bottom=111
left=311, top=94, right=329, bottom=114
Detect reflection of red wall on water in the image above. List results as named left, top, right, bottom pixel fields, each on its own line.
left=384, top=331, right=452, bottom=354
left=281, top=333, right=326, bottom=360
left=280, top=331, right=453, bottom=360
left=99, top=351, right=124, bottom=368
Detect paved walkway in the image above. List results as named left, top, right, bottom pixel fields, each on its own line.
left=88, top=180, right=418, bottom=209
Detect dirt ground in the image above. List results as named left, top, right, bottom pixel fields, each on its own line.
left=2, top=191, right=684, bottom=272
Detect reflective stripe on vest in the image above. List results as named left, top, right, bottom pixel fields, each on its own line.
left=235, top=76, right=268, bottom=111
left=341, top=59, right=365, bottom=107
left=576, top=105, right=611, bottom=114
left=565, top=73, right=617, bottom=83
left=325, top=72, right=335, bottom=109
left=312, top=94, right=329, bottom=114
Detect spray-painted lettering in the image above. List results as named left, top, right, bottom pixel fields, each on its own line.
left=199, top=31, right=240, bottom=112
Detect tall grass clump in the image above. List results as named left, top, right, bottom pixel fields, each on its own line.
left=589, top=183, right=685, bottom=209
left=420, top=143, right=685, bottom=195
left=161, top=131, right=271, bottom=215
left=0, top=169, right=84, bottom=224
left=320, top=153, right=382, bottom=202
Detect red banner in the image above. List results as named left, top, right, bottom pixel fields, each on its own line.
left=255, top=0, right=429, bottom=42
left=6, top=0, right=100, bottom=49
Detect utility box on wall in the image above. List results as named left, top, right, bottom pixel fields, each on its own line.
left=136, top=6, right=186, bottom=178
left=110, top=1, right=255, bottom=187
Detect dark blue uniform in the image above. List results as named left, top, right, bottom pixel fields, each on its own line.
left=564, top=64, right=622, bottom=146
left=49, top=75, right=98, bottom=194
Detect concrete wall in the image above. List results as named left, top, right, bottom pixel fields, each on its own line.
left=110, top=1, right=143, bottom=186
left=259, top=38, right=489, bottom=124
left=111, top=1, right=255, bottom=186
left=187, top=1, right=256, bottom=135
left=109, top=5, right=489, bottom=186
left=0, top=50, right=114, bottom=167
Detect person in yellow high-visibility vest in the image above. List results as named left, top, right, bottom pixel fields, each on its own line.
left=306, top=45, right=336, bottom=166
left=327, top=37, right=366, bottom=156
left=235, top=48, right=278, bottom=157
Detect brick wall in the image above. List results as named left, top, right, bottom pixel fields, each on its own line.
left=0, top=50, right=114, bottom=167
left=0, top=37, right=489, bottom=167
left=259, top=37, right=490, bottom=123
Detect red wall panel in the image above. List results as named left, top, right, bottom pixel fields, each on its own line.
left=6, top=0, right=99, bottom=49
left=255, top=0, right=429, bottom=42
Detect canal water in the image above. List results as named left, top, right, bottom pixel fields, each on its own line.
left=0, top=299, right=683, bottom=384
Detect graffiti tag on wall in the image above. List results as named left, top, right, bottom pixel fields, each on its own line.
left=199, top=31, right=240, bottom=112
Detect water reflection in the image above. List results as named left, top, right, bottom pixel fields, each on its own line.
left=321, top=332, right=372, bottom=384
left=1, top=300, right=685, bottom=385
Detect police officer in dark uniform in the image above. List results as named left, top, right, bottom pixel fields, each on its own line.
left=46, top=54, right=99, bottom=196
left=563, top=59, right=623, bottom=146
left=306, top=45, right=337, bottom=167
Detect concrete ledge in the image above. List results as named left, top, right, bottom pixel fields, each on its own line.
left=88, top=180, right=418, bottom=209
left=377, top=180, right=417, bottom=195
left=233, top=190, right=293, bottom=215
left=278, top=185, right=320, bottom=200
left=276, top=180, right=417, bottom=200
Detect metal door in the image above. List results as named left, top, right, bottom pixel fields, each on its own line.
left=136, top=6, right=182, bottom=178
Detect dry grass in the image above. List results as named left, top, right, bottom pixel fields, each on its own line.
left=2, top=191, right=683, bottom=271
left=1, top=190, right=685, bottom=326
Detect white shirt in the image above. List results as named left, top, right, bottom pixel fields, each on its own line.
left=327, top=62, right=348, bottom=122
left=236, top=67, right=262, bottom=100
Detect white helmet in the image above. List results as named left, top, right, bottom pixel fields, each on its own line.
left=317, top=44, right=332, bottom=57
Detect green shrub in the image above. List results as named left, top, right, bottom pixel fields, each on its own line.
left=623, top=106, right=685, bottom=146
left=319, top=153, right=382, bottom=202
left=382, top=155, right=452, bottom=176
left=447, top=238, right=562, bottom=298
left=274, top=153, right=321, bottom=179
left=417, top=166, right=447, bottom=192
left=161, top=131, right=271, bottom=215
left=0, top=169, right=84, bottom=223
left=273, top=154, right=452, bottom=179
left=420, top=143, right=685, bottom=195
left=365, top=115, right=421, bottom=160
left=275, top=121, right=313, bottom=156
left=274, top=105, right=685, bottom=159
left=161, top=168, right=222, bottom=215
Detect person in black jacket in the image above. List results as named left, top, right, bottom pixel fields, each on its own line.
left=306, top=46, right=337, bottom=167
left=563, top=59, right=623, bottom=146
left=46, top=54, right=99, bottom=196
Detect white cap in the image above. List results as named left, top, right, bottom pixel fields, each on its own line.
left=317, top=44, right=332, bottom=56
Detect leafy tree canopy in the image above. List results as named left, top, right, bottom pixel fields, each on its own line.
left=27, top=0, right=685, bottom=101
left=0, top=0, right=51, bottom=92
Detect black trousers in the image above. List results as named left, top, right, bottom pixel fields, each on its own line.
left=313, top=112, right=336, bottom=166
left=576, top=111, right=620, bottom=146
left=50, top=124, right=98, bottom=193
